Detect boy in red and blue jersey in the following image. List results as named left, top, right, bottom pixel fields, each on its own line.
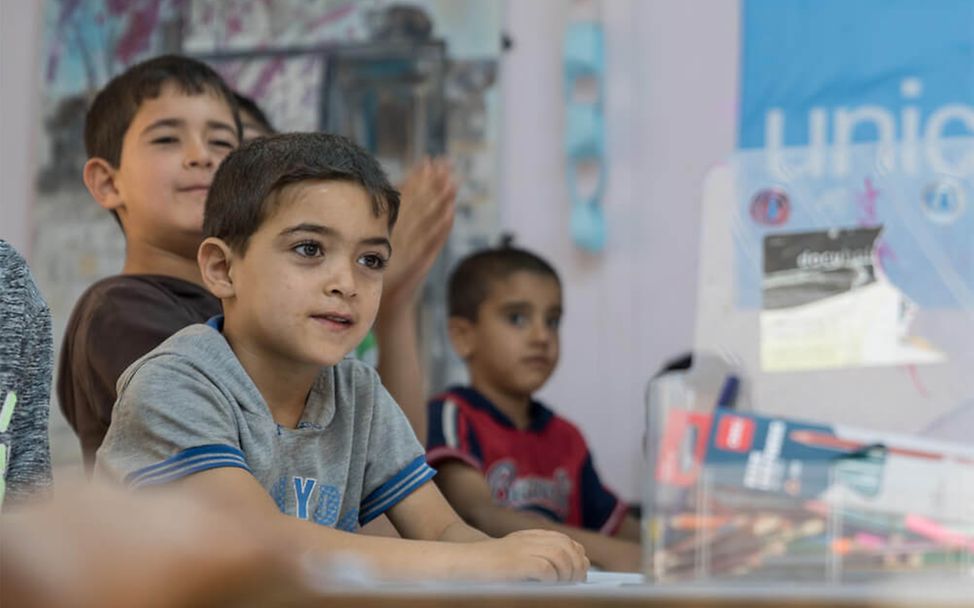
left=427, top=241, right=642, bottom=572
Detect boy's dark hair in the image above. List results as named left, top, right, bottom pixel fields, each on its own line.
left=204, top=133, right=400, bottom=253
left=448, top=235, right=561, bottom=321
left=84, top=54, right=241, bottom=166
left=234, top=91, right=276, bottom=135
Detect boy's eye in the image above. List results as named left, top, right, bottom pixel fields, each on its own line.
left=210, top=139, right=236, bottom=149
left=151, top=136, right=178, bottom=145
left=293, top=242, right=323, bottom=257
left=358, top=254, right=387, bottom=271
left=546, top=316, right=561, bottom=330
left=506, top=312, right=527, bottom=327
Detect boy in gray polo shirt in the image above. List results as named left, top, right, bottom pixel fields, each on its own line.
left=97, top=133, right=588, bottom=582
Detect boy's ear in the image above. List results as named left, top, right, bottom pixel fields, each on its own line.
left=198, top=237, right=236, bottom=299
left=82, top=158, right=124, bottom=212
left=447, top=316, right=476, bottom=360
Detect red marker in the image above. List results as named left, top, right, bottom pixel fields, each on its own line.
left=788, top=429, right=971, bottom=463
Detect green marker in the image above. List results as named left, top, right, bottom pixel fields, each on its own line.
left=0, top=391, right=16, bottom=432
left=0, top=390, right=15, bottom=509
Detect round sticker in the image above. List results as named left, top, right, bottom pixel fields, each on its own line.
left=921, top=180, right=965, bottom=225
left=750, top=188, right=791, bottom=226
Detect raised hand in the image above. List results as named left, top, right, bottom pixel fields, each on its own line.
left=381, top=157, right=457, bottom=312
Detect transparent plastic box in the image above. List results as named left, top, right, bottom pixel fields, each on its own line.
left=643, top=363, right=974, bottom=585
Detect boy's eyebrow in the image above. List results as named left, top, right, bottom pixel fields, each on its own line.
left=207, top=120, right=239, bottom=137
left=279, top=223, right=392, bottom=254
left=499, top=301, right=563, bottom=314
left=142, top=118, right=238, bottom=137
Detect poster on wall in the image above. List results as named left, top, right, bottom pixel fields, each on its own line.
left=733, top=0, right=974, bottom=374
left=760, top=227, right=944, bottom=372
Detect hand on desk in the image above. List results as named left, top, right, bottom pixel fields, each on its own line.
left=474, top=529, right=590, bottom=582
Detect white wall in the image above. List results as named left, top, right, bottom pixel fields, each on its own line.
left=0, top=2, right=42, bottom=256
left=500, top=0, right=739, bottom=501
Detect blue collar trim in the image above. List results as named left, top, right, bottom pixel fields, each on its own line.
left=446, top=385, right=554, bottom=432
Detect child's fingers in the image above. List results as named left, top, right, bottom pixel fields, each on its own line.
left=573, top=540, right=591, bottom=577
left=522, top=531, right=588, bottom=581
left=541, top=547, right=570, bottom=581
left=430, top=201, right=456, bottom=238
left=567, top=539, right=589, bottom=581
left=430, top=156, right=453, bottom=177
left=429, top=159, right=458, bottom=198
left=427, top=175, right=457, bottom=214
left=526, top=556, right=560, bottom=582
left=548, top=541, right=586, bottom=581
left=527, top=545, right=573, bottom=582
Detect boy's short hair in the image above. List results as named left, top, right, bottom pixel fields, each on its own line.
left=233, top=91, right=276, bottom=135
left=448, top=237, right=561, bottom=321
left=84, top=54, right=241, bottom=166
left=203, top=133, right=400, bottom=253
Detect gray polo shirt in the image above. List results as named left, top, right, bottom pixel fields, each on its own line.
left=97, top=320, right=434, bottom=530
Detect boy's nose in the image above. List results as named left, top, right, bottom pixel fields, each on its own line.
left=183, top=140, right=214, bottom=169
left=325, top=261, right=357, bottom=298
left=529, top=320, right=552, bottom=343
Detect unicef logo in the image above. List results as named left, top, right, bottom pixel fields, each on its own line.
left=749, top=188, right=791, bottom=226
left=921, top=180, right=965, bottom=225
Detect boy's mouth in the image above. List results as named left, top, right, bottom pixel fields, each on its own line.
left=178, top=184, right=210, bottom=194
left=522, top=355, right=552, bottom=368
left=311, top=313, right=355, bottom=328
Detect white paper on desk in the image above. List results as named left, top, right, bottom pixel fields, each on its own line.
left=583, top=571, right=645, bottom=586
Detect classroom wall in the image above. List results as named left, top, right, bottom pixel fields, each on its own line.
left=0, top=2, right=42, bottom=256
left=499, top=0, right=739, bottom=500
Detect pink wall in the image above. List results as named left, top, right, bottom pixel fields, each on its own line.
left=499, top=0, right=739, bottom=500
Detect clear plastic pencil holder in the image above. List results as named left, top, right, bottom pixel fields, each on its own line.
left=643, top=366, right=974, bottom=585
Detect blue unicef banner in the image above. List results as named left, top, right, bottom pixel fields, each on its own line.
left=739, top=0, right=974, bottom=150
left=733, top=0, right=974, bottom=372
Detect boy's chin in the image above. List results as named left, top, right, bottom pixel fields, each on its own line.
left=519, top=370, right=554, bottom=392
left=157, top=235, right=206, bottom=262
left=308, top=343, right=363, bottom=367
left=309, top=352, right=350, bottom=367
left=491, top=379, right=548, bottom=399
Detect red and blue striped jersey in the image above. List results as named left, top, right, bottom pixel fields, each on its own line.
left=426, top=386, right=626, bottom=535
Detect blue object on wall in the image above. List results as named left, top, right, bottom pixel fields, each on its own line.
left=739, top=0, right=974, bottom=150
left=564, top=19, right=607, bottom=253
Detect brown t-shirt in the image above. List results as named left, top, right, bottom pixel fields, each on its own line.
left=57, top=275, right=221, bottom=469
